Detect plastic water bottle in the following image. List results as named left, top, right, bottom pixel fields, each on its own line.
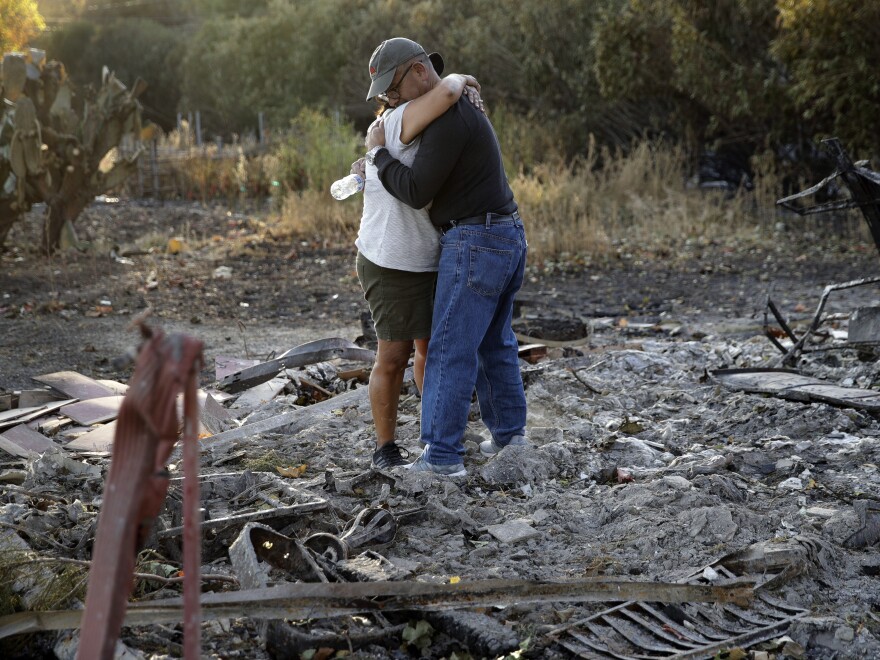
left=330, top=173, right=364, bottom=200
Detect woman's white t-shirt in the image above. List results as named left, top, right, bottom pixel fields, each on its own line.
left=355, top=102, right=440, bottom=272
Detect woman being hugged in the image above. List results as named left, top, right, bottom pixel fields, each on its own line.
left=355, top=38, right=483, bottom=468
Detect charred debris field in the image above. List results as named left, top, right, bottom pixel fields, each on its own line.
left=1, top=200, right=880, bottom=659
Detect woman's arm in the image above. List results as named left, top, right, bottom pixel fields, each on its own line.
left=399, top=73, right=483, bottom=145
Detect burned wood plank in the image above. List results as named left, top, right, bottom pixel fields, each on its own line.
left=0, top=578, right=754, bottom=638
left=96, top=380, right=129, bottom=395
left=64, top=421, right=116, bottom=453
left=0, top=406, right=43, bottom=424
left=0, top=424, right=58, bottom=457
left=32, top=371, right=117, bottom=400
left=28, top=415, right=73, bottom=435
left=60, top=395, right=125, bottom=425
left=217, top=338, right=375, bottom=393
left=712, top=369, right=880, bottom=412
left=0, top=399, right=78, bottom=432
left=17, top=389, right=63, bottom=408
left=64, top=388, right=233, bottom=453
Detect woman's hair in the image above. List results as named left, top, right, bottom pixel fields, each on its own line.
left=375, top=102, right=400, bottom=118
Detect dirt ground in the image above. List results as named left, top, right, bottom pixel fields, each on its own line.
left=1, top=199, right=877, bottom=391
left=3, top=200, right=880, bottom=659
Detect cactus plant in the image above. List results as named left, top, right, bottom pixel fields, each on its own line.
left=0, top=48, right=145, bottom=253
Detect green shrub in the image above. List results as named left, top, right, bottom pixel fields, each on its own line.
left=268, top=108, right=362, bottom=196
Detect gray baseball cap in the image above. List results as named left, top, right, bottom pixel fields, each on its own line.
left=366, top=37, right=444, bottom=101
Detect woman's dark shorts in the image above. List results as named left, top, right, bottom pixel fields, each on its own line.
left=356, top=252, right=436, bottom=341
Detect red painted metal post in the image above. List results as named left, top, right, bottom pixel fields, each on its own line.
left=182, top=360, right=202, bottom=658
left=77, top=323, right=204, bottom=660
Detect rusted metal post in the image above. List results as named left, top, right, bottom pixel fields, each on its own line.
left=76, top=322, right=204, bottom=660
left=182, top=357, right=202, bottom=659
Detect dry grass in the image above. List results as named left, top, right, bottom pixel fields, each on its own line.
left=272, top=189, right=361, bottom=242
left=514, top=138, right=768, bottom=262
left=268, top=137, right=787, bottom=260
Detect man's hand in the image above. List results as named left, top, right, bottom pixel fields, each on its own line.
left=365, top=117, right=386, bottom=150
left=351, top=157, right=366, bottom=179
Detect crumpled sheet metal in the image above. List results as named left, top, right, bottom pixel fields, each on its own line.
left=551, top=537, right=818, bottom=659
left=217, top=337, right=375, bottom=393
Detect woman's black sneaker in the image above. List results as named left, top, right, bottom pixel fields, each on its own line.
left=371, top=442, right=410, bottom=469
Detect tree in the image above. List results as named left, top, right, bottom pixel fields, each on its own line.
left=593, top=0, right=790, bottom=154
left=0, top=0, right=45, bottom=52
left=180, top=0, right=359, bottom=135
left=40, top=19, right=185, bottom=131
left=1, top=52, right=144, bottom=251
left=773, top=0, right=880, bottom=158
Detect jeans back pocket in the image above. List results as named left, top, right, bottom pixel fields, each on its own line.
left=467, top=245, right=515, bottom=297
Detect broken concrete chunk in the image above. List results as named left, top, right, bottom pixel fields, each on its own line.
left=486, top=521, right=541, bottom=544
left=661, top=475, right=692, bottom=490
left=804, top=507, right=837, bottom=519
left=778, top=477, right=804, bottom=491
left=528, top=426, right=564, bottom=446
left=25, top=450, right=101, bottom=484
left=478, top=447, right=559, bottom=486
left=677, top=506, right=738, bottom=543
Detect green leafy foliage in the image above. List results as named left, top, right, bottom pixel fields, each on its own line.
left=594, top=0, right=791, bottom=152
left=187, top=0, right=271, bottom=18
left=773, top=0, right=880, bottom=158
left=268, top=108, right=361, bottom=194
left=21, top=0, right=880, bottom=180
left=0, top=0, right=45, bottom=52
left=402, top=619, right=434, bottom=651
left=40, top=18, right=184, bottom=131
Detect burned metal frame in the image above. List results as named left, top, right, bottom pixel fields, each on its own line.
left=764, top=276, right=880, bottom=366
left=767, top=139, right=880, bottom=365
left=776, top=138, right=880, bottom=255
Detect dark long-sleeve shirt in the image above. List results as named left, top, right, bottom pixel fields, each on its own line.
left=374, top=96, right=517, bottom=227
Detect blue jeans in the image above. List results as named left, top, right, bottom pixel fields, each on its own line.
left=420, top=211, right=528, bottom=465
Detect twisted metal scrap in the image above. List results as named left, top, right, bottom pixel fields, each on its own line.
left=77, top=321, right=204, bottom=660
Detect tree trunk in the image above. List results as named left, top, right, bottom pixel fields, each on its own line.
left=42, top=168, right=90, bottom=255
left=0, top=200, right=20, bottom=249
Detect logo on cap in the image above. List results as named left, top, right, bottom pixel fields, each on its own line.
left=370, top=65, right=377, bottom=75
